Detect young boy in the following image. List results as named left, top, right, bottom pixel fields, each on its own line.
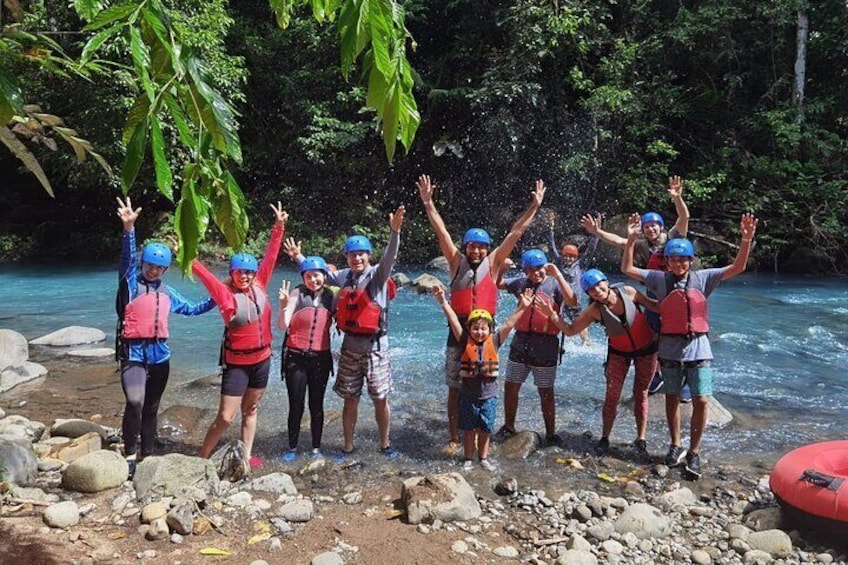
left=288, top=206, right=406, bottom=460
left=538, top=269, right=659, bottom=457
left=549, top=215, right=600, bottom=345
left=621, top=212, right=758, bottom=479
left=499, top=249, right=577, bottom=445
left=417, top=174, right=546, bottom=455
left=433, top=285, right=533, bottom=471
left=115, top=196, right=216, bottom=474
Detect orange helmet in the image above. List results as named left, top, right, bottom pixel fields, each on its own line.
left=561, top=244, right=579, bottom=258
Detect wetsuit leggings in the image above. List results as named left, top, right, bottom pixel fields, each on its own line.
left=603, top=353, right=656, bottom=425
left=283, top=350, right=332, bottom=450
left=121, top=360, right=169, bottom=457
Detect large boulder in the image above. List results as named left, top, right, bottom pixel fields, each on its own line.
left=51, top=419, right=109, bottom=440
left=0, top=361, right=48, bottom=393
left=499, top=431, right=541, bottom=460
left=402, top=472, right=481, bottom=525
left=133, top=453, right=219, bottom=505
left=614, top=503, right=671, bottom=539
left=66, top=348, right=115, bottom=358
left=411, top=274, right=446, bottom=295
left=62, top=450, right=128, bottom=493
left=427, top=256, right=450, bottom=272
left=0, top=415, right=46, bottom=441
left=391, top=272, right=411, bottom=287
left=0, top=329, right=29, bottom=369
left=250, top=472, right=298, bottom=495
left=747, top=529, right=792, bottom=558
left=645, top=394, right=733, bottom=428
left=0, top=434, right=38, bottom=485
left=30, top=326, right=106, bottom=347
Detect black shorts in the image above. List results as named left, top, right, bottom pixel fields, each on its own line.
left=221, top=357, right=271, bottom=396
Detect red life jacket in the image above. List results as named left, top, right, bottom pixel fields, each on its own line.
left=335, top=270, right=388, bottom=336
left=514, top=278, right=562, bottom=336
left=122, top=282, right=171, bottom=340
left=459, top=334, right=500, bottom=379
left=225, top=284, right=270, bottom=354
left=285, top=286, right=334, bottom=353
left=450, top=256, right=498, bottom=316
left=660, top=272, right=710, bottom=336
left=598, top=286, right=657, bottom=356
left=645, top=251, right=666, bottom=271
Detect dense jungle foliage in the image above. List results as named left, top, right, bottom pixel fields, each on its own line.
left=1, top=0, right=846, bottom=273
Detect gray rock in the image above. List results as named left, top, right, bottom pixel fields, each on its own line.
left=10, top=486, right=47, bottom=501
left=0, top=415, right=45, bottom=441
left=65, top=347, right=115, bottom=358
left=391, top=273, right=411, bottom=287
left=43, top=501, right=80, bottom=528
left=556, top=550, right=598, bottom=565
left=133, top=453, right=219, bottom=505
left=0, top=407, right=4, bottom=418
left=451, top=540, right=468, bottom=554
left=62, top=450, right=128, bottom=493
left=166, top=501, right=194, bottom=535
left=586, top=521, right=615, bottom=541
left=250, top=471, right=298, bottom=495
left=747, top=529, right=792, bottom=558
left=427, top=256, right=450, bottom=272
left=51, top=419, right=109, bottom=440
left=574, top=504, right=592, bottom=522
left=271, top=517, right=292, bottom=533
left=743, top=507, right=784, bottom=532
left=311, top=552, right=343, bottom=565
left=37, top=458, right=64, bottom=472
left=567, top=535, right=592, bottom=552
left=727, top=524, right=751, bottom=541
left=614, top=503, right=671, bottom=539
left=280, top=499, right=314, bottom=522
left=646, top=394, right=733, bottom=428
left=146, top=516, right=170, bottom=540
left=402, top=472, right=481, bottom=524
left=226, top=491, right=252, bottom=507
left=743, top=549, right=774, bottom=564
left=494, top=477, right=518, bottom=496
left=268, top=537, right=283, bottom=552
left=602, top=540, right=624, bottom=554
left=691, top=549, right=712, bottom=565
left=411, top=273, right=447, bottom=294
left=170, top=533, right=184, bottom=544
left=0, top=329, right=29, bottom=369
left=499, top=431, right=541, bottom=460
left=493, top=546, right=519, bottom=558
left=732, top=538, right=752, bottom=554
left=30, top=326, right=106, bottom=346
left=658, top=487, right=697, bottom=510
left=0, top=434, right=38, bottom=485
left=1, top=361, right=48, bottom=393
left=342, top=492, right=362, bottom=505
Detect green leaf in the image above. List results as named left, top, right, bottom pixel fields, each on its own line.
left=0, top=126, right=54, bottom=197
left=210, top=171, right=249, bottom=250
left=269, top=0, right=295, bottom=29
left=162, top=90, right=194, bottom=147
left=368, top=0, right=394, bottom=80
left=79, top=23, right=123, bottom=64
left=186, top=56, right=242, bottom=164
left=73, top=0, right=108, bottom=22
left=310, top=0, right=325, bottom=22
left=121, top=116, right=148, bottom=194
left=84, top=1, right=140, bottom=31
left=339, top=0, right=370, bottom=77
left=174, top=176, right=209, bottom=270
left=0, top=67, right=24, bottom=125
left=122, top=94, right=150, bottom=146
left=150, top=117, right=173, bottom=201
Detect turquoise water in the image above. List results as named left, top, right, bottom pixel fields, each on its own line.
left=1, top=265, right=846, bottom=465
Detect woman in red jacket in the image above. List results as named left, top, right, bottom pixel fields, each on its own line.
left=192, top=202, right=287, bottom=467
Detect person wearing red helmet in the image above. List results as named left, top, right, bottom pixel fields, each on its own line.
left=622, top=212, right=758, bottom=479
left=417, top=174, right=546, bottom=456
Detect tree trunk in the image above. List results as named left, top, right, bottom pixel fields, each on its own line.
left=793, top=8, right=809, bottom=119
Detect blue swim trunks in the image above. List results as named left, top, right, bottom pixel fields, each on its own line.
left=660, top=359, right=713, bottom=397
left=459, top=395, right=497, bottom=433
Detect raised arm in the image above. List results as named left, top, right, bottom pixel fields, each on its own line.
left=621, top=213, right=646, bottom=282
left=373, top=205, right=405, bottom=286
left=117, top=196, right=142, bottom=282
left=539, top=298, right=596, bottom=336
left=277, top=281, right=298, bottom=330
left=168, top=287, right=216, bottom=316
left=668, top=175, right=690, bottom=238
left=496, top=288, right=534, bottom=343
left=548, top=217, right=560, bottom=259
left=491, top=180, right=546, bottom=272
left=630, top=286, right=660, bottom=314
left=257, top=202, right=288, bottom=286
left=544, top=263, right=577, bottom=307
left=417, top=175, right=461, bottom=271
left=432, top=286, right=463, bottom=342
left=580, top=213, right=626, bottom=250
left=722, top=213, right=758, bottom=281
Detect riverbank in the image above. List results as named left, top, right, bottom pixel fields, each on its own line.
left=2, top=354, right=847, bottom=564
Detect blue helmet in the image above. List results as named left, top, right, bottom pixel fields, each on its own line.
left=300, top=256, right=329, bottom=276
left=521, top=249, right=547, bottom=270
left=641, top=212, right=665, bottom=228
left=343, top=235, right=372, bottom=254
left=230, top=252, right=259, bottom=272
left=461, top=228, right=491, bottom=248
left=664, top=238, right=695, bottom=258
left=141, top=243, right=172, bottom=268
left=580, top=269, right=608, bottom=293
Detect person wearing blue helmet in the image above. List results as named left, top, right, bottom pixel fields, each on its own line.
left=192, top=202, right=289, bottom=469
left=285, top=206, right=406, bottom=461
left=539, top=268, right=660, bottom=458
left=277, top=255, right=338, bottom=462
left=417, top=174, right=547, bottom=456
left=497, top=249, right=576, bottom=445
left=115, top=197, right=216, bottom=476
left=623, top=212, right=759, bottom=479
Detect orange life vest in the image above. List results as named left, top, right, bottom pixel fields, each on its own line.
left=285, top=286, right=334, bottom=353
left=598, top=286, right=657, bottom=356
left=122, top=282, right=171, bottom=340
left=450, top=256, right=498, bottom=316
left=660, top=272, right=710, bottom=336
left=459, top=335, right=500, bottom=379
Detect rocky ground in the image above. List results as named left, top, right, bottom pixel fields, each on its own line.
left=1, top=332, right=847, bottom=564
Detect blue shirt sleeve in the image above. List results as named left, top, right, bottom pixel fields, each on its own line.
left=121, top=229, right=139, bottom=299
left=549, top=230, right=560, bottom=259
left=167, top=286, right=216, bottom=316
left=504, top=276, right=525, bottom=295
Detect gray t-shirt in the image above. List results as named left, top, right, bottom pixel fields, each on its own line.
left=640, top=267, right=726, bottom=362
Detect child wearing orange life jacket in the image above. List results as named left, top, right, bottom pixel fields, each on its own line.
left=433, top=285, right=533, bottom=471
left=277, top=256, right=338, bottom=462
left=539, top=269, right=659, bottom=458
left=191, top=202, right=288, bottom=468
left=622, top=212, right=758, bottom=479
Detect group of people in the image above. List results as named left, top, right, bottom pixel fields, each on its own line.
left=115, top=171, right=758, bottom=480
